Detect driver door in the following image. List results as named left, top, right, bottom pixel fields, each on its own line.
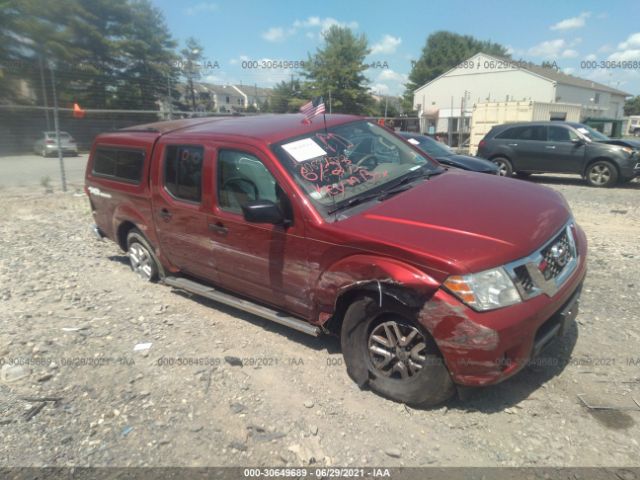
left=207, top=144, right=312, bottom=317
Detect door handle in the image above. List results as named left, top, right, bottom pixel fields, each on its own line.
left=507, top=143, right=518, bottom=147
left=545, top=145, right=556, bottom=149
left=159, top=208, right=172, bottom=221
left=208, top=222, right=228, bottom=235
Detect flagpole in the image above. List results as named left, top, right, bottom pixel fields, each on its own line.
left=322, top=95, right=328, bottom=135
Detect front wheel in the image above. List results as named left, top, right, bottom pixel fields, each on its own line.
left=491, top=157, right=513, bottom=177
left=341, top=296, right=454, bottom=407
left=585, top=160, right=618, bottom=188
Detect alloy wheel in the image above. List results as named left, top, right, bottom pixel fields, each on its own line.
left=588, top=164, right=611, bottom=186
left=368, top=320, right=427, bottom=379
left=128, top=243, right=155, bottom=280
left=494, top=160, right=509, bottom=176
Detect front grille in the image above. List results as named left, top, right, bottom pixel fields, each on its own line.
left=539, top=230, right=573, bottom=281
left=505, top=221, right=578, bottom=299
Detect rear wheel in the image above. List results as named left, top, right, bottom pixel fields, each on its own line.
left=585, top=160, right=618, bottom=188
left=341, top=296, right=454, bottom=407
left=491, top=157, right=512, bottom=177
left=515, top=171, right=531, bottom=178
left=126, top=229, right=159, bottom=282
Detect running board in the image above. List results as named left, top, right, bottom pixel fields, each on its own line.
left=163, top=276, right=321, bottom=336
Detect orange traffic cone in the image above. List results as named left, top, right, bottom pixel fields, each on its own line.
left=73, top=103, right=86, bottom=119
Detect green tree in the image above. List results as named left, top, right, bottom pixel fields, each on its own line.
left=3, top=0, right=181, bottom=112
left=404, top=31, right=509, bottom=111
left=270, top=78, right=305, bottom=113
left=259, top=98, right=271, bottom=113
left=303, top=25, right=374, bottom=115
left=624, top=95, right=640, bottom=116
left=115, top=0, right=179, bottom=110
left=181, top=37, right=204, bottom=111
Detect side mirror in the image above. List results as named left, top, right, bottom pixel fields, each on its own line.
left=572, top=137, right=585, bottom=145
left=242, top=199, right=285, bottom=225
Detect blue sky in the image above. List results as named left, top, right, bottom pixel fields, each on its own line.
left=152, top=0, right=640, bottom=97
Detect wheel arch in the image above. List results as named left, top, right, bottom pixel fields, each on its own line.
left=583, top=156, right=620, bottom=178
left=316, top=255, right=441, bottom=334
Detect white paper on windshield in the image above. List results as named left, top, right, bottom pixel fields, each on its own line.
left=281, top=138, right=327, bottom=162
left=407, top=138, right=420, bottom=145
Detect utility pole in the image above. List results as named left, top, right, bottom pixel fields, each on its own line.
left=49, top=62, right=67, bottom=192
left=38, top=53, right=51, bottom=130
left=166, top=74, right=173, bottom=120
left=384, top=95, right=388, bottom=118
left=328, top=90, right=332, bottom=114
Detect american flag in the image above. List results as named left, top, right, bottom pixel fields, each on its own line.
left=300, top=96, right=325, bottom=121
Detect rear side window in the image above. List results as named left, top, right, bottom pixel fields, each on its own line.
left=496, top=126, right=546, bottom=141
left=92, top=148, right=145, bottom=183
left=164, top=145, right=204, bottom=202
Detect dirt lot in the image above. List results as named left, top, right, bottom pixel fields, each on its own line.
left=1, top=174, right=639, bottom=468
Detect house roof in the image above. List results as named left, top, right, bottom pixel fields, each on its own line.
left=415, top=52, right=631, bottom=97
left=234, top=85, right=273, bottom=97
left=489, top=54, right=630, bottom=96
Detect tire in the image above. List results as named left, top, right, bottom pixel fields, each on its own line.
left=515, top=171, right=531, bottom=178
left=491, top=157, right=513, bottom=177
left=585, top=160, right=618, bottom=188
left=341, top=296, right=455, bottom=407
left=126, top=229, right=159, bottom=282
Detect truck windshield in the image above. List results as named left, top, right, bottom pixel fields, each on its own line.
left=271, top=121, right=441, bottom=215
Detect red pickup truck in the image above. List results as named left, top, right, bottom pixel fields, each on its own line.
left=85, top=114, right=587, bottom=406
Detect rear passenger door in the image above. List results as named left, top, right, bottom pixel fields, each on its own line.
left=150, top=142, right=219, bottom=282
left=498, top=125, right=547, bottom=171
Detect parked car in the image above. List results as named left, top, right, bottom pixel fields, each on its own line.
left=477, top=121, right=639, bottom=187
left=33, top=131, right=78, bottom=156
left=398, top=132, right=498, bottom=174
left=86, top=114, right=587, bottom=406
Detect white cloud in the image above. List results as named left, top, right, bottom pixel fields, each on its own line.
left=293, top=16, right=358, bottom=34
left=368, top=69, right=407, bottom=96
left=262, top=27, right=287, bottom=43
left=584, top=53, right=597, bottom=61
left=370, top=35, right=402, bottom=55
left=561, top=49, right=579, bottom=58
left=563, top=67, right=576, bottom=75
left=550, top=12, right=590, bottom=31
left=608, top=49, right=640, bottom=62
left=618, top=32, right=640, bottom=50
left=264, top=16, right=359, bottom=43
left=527, top=39, right=567, bottom=57
left=597, top=44, right=612, bottom=53
left=184, top=2, right=218, bottom=16
left=370, top=83, right=390, bottom=95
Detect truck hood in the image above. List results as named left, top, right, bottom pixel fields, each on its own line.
left=332, top=169, right=571, bottom=274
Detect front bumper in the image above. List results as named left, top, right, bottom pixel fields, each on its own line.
left=620, top=158, right=640, bottom=180
left=418, top=224, right=587, bottom=387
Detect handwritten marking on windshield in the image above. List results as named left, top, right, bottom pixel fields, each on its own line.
left=297, top=155, right=388, bottom=197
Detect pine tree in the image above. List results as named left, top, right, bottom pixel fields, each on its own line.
left=303, top=26, right=374, bottom=115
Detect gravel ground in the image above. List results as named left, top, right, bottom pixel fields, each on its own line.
left=0, top=176, right=639, bottom=468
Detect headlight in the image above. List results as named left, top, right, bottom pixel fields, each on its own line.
left=443, top=267, right=522, bottom=311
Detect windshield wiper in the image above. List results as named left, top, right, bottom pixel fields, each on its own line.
left=327, top=165, right=443, bottom=215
